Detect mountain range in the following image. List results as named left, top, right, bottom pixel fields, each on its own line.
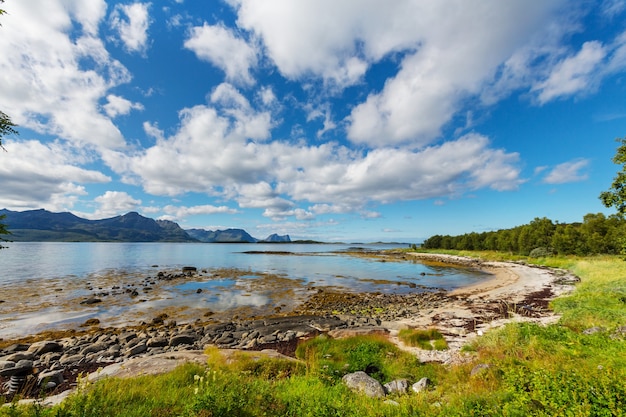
left=0, top=209, right=290, bottom=243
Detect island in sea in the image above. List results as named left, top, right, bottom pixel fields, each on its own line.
left=0, top=208, right=292, bottom=243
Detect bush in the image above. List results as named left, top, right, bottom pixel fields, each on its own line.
left=529, top=247, right=553, bottom=258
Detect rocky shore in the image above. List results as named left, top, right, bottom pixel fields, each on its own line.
left=0, top=252, right=580, bottom=404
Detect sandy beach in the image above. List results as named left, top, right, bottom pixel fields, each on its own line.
left=381, top=252, right=579, bottom=363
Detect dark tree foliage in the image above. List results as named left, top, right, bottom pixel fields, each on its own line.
left=422, top=214, right=626, bottom=256
left=600, top=137, right=626, bottom=216
left=0, top=110, right=18, bottom=149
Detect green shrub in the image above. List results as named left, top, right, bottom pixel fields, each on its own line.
left=296, top=334, right=421, bottom=383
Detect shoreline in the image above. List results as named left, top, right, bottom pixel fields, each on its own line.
left=1, top=252, right=581, bottom=405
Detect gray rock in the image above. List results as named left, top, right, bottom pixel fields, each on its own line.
left=0, top=359, right=34, bottom=377
left=411, top=377, right=431, bottom=393
left=147, top=336, right=168, bottom=348
left=583, top=326, right=605, bottom=335
left=38, top=352, right=63, bottom=366
left=118, top=332, right=138, bottom=344
left=80, top=342, right=110, bottom=356
left=342, top=371, right=386, bottom=398
left=384, top=379, right=409, bottom=395
left=38, top=369, right=64, bottom=386
left=59, top=353, right=84, bottom=366
left=169, top=334, right=197, bottom=347
left=28, top=341, right=64, bottom=356
left=0, top=360, right=15, bottom=371
left=1, top=344, right=30, bottom=353
left=2, top=352, right=34, bottom=362
left=124, top=342, right=147, bottom=357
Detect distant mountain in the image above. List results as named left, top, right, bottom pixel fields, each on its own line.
left=0, top=209, right=196, bottom=242
left=261, top=233, right=291, bottom=243
left=185, top=228, right=258, bottom=243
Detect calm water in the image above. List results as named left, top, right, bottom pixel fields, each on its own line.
left=0, top=242, right=487, bottom=290
left=0, top=242, right=489, bottom=338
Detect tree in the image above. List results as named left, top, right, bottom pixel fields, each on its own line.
left=600, top=137, right=626, bottom=216
left=0, top=1, right=15, bottom=243
left=0, top=110, right=18, bottom=150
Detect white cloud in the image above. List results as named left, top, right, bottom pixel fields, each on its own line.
left=109, top=2, right=152, bottom=55
left=106, top=81, right=522, bottom=219
left=103, top=95, right=144, bottom=118
left=0, top=0, right=131, bottom=149
left=0, top=139, right=110, bottom=211
left=80, top=191, right=143, bottom=219
left=162, top=204, right=239, bottom=219
left=184, top=23, right=257, bottom=85
left=231, top=0, right=566, bottom=147
left=542, top=159, right=589, bottom=184
left=533, top=41, right=607, bottom=103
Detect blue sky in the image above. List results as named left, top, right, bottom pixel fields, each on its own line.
left=1, top=0, right=626, bottom=242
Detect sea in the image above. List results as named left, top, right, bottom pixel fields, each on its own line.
left=0, top=242, right=490, bottom=338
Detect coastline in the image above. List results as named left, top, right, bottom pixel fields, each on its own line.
left=1, top=251, right=581, bottom=405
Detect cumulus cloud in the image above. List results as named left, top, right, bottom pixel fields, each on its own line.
left=231, top=0, right=566, bottom=147
left=109, top=2, right=152, bottom=55
left=542, top=159, right=589, bottom=184
left=75, top=191, right=143, bottom=219
left=0, top=0, right=131, bottom=149
left=0, top=139, right=110, bottom=210
left=106, top=78, right=522, bottom=220
left=184, top=23, right=257, bottom=85
left=103, top=95, right=144, bottom=118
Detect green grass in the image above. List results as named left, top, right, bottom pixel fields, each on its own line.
left=2, top=252, right=625, bottom=416
left=398, top=328, right=449, bottom=350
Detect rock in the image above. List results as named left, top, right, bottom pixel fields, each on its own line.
left=0, top=359, right=34, bottom=377
left=342, top=371, right=386, bottom=398
left=59, top=353, right=84, bottom=366
left=411, top=377, right=431, bottom=393
left=125, top=342, right=147, bottom=357
left=38, top=369, right=64, bottom=386
left=80, top=297, right=102, bottom=305
left=28, top=341, right=63, bottom=356
left=119, top=332, right=138, bottom=344
left=151, top=313, right=169, bottom=325
left=2, top=352, right=34, bottom=362
left=0, top=360, right=15, bottom=371
left=384, top=379, right=409, bottom=395
left=81, top=318, right=101, bottom=327
left=2, top=344, right=30, bottom=353
left=80, top=342, right=110, bottom=356
left=169, top=334, right=197, bottom=347
left=147, top=336, right=168, bottom=348
left=182, top=266, right=197, bottom=274
left=583, top=326, right=605, bottom=335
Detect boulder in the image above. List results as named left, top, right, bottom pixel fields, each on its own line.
left=384, top=379, right=409, bottom=395
left=0, top=359, right=34, bottom=377
left=28, top=341, right=63, bottom=356
left=2, top=351, right=34, bottom=362
left=169, top=333, right=197, bottom=347
left=411, top=377, right=431, bottom=393
left=38, top=369, right=64, bottom=386
left=342, top=371, right=386, bottom=398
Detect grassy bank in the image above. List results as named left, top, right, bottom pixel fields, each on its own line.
left=2, top=253, right=625, bottom=416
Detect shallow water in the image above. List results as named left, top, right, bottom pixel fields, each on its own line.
left=0, top=242, right=489, bottom=338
